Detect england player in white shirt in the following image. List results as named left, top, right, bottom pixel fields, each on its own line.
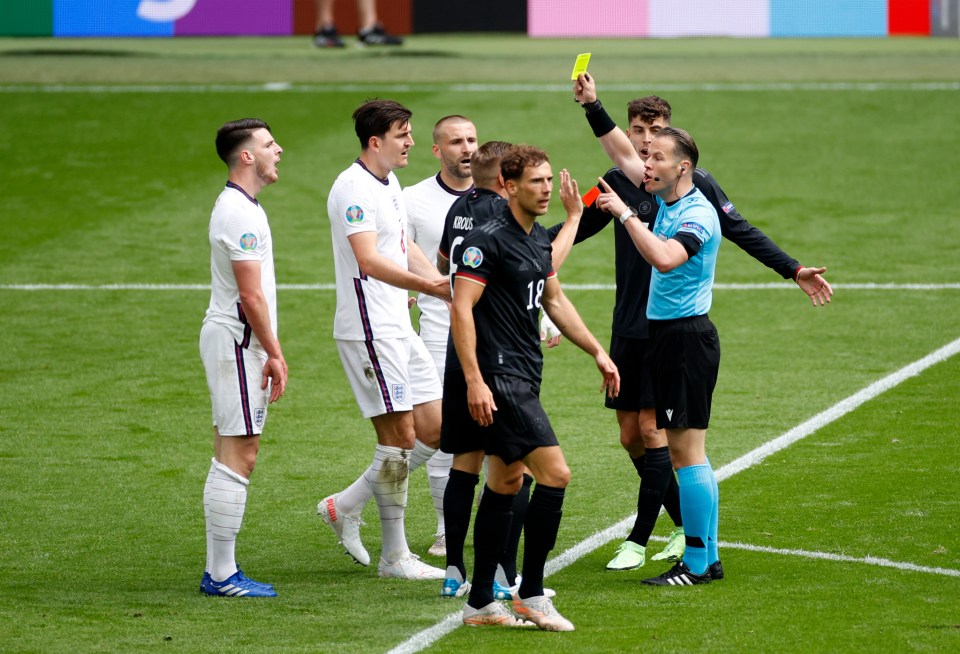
left=199, top=119, right=287, bottom=598
left=402, top=115, right=477, bottom=558
left=321, top=99, right=452, bottom=580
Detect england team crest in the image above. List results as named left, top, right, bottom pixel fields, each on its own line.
left=254, top=408, right=265, bottom=428
left=392, top=384, right=407, bottom=403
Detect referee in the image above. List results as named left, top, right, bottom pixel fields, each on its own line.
left=594, top=127, right=723, bottom=586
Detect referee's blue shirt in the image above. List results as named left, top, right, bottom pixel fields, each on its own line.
left=646, top=188, right=721, bottom=320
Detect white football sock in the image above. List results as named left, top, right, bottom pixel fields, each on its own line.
left=204, top=458, right=249, bottom=582
left=367, top=444, right=410, bottom=563
left=426, top=449, right=452, bottom=533
left=336, top=467, right=375, bottom=516
left=203, top=458, right=217, bottom=574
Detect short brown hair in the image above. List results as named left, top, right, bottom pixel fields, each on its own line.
left=656, top=126, right=699, bottom=169
left=470, top=140, right=511, bottom=188
left=627, top=96, right=672, bottom=125
left=352, top=99, right=412, bottom=149
left=216, top=118, right=271, bottom=166
left=500, top=145, right=549, bottom=182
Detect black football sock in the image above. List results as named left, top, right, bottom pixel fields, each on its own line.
left=467, top=486, right=513, bottom=609
left=500, top=473, right=532, bottom=583
left=518, top=483, right=565, bottom=599
left=443, top=468, right=478, bottom=580
left=627, top=446, right=672, bottom=545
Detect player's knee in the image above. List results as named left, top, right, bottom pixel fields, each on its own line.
left=619, top=429, right=643, bottom=451
left=543, top=463, right=571, bottom=489
left=639, top=423, right=665, bottom=448
left=488, top=474, right=523, bottom=495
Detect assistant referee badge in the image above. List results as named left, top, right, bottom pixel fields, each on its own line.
left=462, top=246, right=483, bottom=268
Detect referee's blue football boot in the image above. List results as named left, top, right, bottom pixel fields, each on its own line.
left=641, top=561, right=711, bottom=586
left=201, top=570, right=277, bottom=597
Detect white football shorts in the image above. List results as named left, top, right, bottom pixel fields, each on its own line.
left=200, top=321, right=270, bottom=436
left=336, top=335, right=442, bottom=419
left=422, top=337, right=448, bottom=383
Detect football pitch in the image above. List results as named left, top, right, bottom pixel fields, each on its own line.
left=1, top=35, right=959, bottom=653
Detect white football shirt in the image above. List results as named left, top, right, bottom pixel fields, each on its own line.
left=403, top=173, right=472, bottom=344
left=203, top=182, right=277, bottom=353
left=328, top=160, right=413, bottom=340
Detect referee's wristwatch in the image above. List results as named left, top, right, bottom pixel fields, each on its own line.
left=618, top=207, right=638, bottom=224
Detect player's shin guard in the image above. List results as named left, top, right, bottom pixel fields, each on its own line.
left=519, top=484, right=565, bottom=599
left=676, top=463, right=714, bottom=575
left=444, top=469, right=478, bottom=579
left=205, top=458, right=249, bottom=582
left=468, top=486, right=513, bottom=609
left=367, top=444, right=410, bottom=563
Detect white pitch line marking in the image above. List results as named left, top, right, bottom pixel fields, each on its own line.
left=386, top=335, right=960, bottom=654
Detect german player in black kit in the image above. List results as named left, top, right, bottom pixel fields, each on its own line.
left=437, top=141, right=582, bottom=604
left=448, top=145, right=619, bottom=630
left=561, top=73, right=833, bottom=576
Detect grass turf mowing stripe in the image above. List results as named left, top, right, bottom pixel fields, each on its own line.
left=3, top=283, right=959, bottom=291
left=386, top=335, right=960, bottom=654
left=1, top=82, right=958, bottom=94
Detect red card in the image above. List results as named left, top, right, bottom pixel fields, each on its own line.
left=582, top=186, right=600, bottom=207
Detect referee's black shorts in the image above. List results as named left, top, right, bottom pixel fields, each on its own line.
left=604, top=334, right=656, bottom=412
left=441, top=369, right=557, bottom=465
left=647, top=315, right=721, bottom=430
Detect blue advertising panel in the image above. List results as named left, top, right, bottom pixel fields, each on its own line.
left=54, top=0, right=175, bottom=37
left=770, top=0, right=886, bottom=36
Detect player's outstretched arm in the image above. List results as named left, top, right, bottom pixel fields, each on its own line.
left=795, top=266, right=833, bottom=307
left=436, top=252, right=450, bottom=276
left=541, top=277, right=620, bottom=398
left=348, top=231, right=451, bottom=301
left=573, top=73, right=645, bottom=187
left=595, top=177, right=688, bottom=272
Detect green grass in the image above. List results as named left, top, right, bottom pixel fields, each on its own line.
left=1, top=35, right=958, bottom=653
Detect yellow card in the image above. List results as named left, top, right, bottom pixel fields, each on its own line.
left=571, top=52, right=591, bottom=80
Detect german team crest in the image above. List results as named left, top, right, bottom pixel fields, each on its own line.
left=462, top=246, right=483, bottom=268
left=345, top=205, right=365, bottom=224
left=254, top=408, right=265, bottom=428
left=239, top=233, right=258, bottom=252
left=392, top=384, right=407, bottom=403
